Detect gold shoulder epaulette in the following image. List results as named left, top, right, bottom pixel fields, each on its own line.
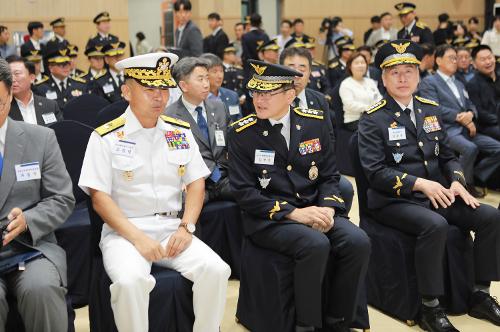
left=416, top=21, right=428, bottom=29
left=230, top=114, right=254, bottom=127
left=160, top=115, right=190, bottom=128
left=72, top=76, right=87, bottom=83
left=415, top=95, right=439, bottom=106
left=234, top=65, right=243, bottom=70
left=78, top=70, right=89, bottom=78
left=95, top=117, right=125, bottom=136
left=233, top=114, right=257, bottom=133
left=293, top=107, right=324, bottom=120
left=366, top=99, right=387, bottom=114
left=329, top=61, right=339, bottom=69
left=313, top=60, right=324, bottom=66
left=34, top=75, right=49, bottom=85
left=94, top=69, right=107, bottom=79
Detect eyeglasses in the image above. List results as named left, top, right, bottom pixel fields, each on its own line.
left=249, top=88, right=292, bottom=99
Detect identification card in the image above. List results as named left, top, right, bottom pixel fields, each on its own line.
left=254, top=149, right=275, bottom=165
left=228, top=105, right=240, bottom=116
left=215, top=130, right=226, bottom=146
left=15, top=162, right=41, bottom=181
left=42, top=112, right=57, bottom=125
left=388, top=127, right=406, bottom=141
left=45, top=91, right=57, bottom=100
left=103, top=83, right=114, bottom=94
left=112, top=140, right=136, bottom=158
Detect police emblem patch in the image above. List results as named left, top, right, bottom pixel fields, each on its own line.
left=393, top=152, right=404, bottom=164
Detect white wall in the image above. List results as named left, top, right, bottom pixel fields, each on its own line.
left=128, top=0, right=163, bottom=53
left=259, top=0, right=278, bottom=37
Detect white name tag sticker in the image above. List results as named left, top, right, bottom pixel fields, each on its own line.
left=228, top=105, right=240, bottom=116
left=388, top=127, right=406, bottom=141
left=15, top=162, right=41, bottom=181
left=103, top=83, right=114, bottom=94
left=254, top=149, right=275, bottom=165
left=215, top=130, right=226, bottom=146
left=45, top=91, right=57, bottom=100
left=41, top=112, right=57, bottom=124
left=112, top=140, right=136, bottom=158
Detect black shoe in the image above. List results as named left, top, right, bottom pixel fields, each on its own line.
left=468, top=186, right=486, bottom=198
left=418, top=305, right=459, bottom=332
left=469, top=291, right=500, bottom=326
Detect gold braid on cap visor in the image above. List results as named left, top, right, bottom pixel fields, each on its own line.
left=124, top=59, right=177, bottom=88
left=380, top=53, right=421, bottom=69
left=247, top=74, right=294, bottom=91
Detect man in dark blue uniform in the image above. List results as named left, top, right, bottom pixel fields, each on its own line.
left=359, top=39, right=500, bottom=332
left=327, top=37, right=355, bottom=88
left=85, top=12, right=119, bottom=49
left=241, top=14, right=269, bottom=64
left=229, top=60, right=370, bottom=332
left=395, top=2, right=434, bottom=45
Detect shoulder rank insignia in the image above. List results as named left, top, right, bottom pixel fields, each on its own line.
left=72, top=76, right=87, bottom=84
left=232, top=114, right=257, bottom=133
left=366, top=99, right=387, bottom=114
left=95, top=117, right=125, bottom=136
left=416, top=21, right=428, bottom=29
left=293, top=107, right=323, bottom=120
left=328, top=61, right=339, bottom=69
left=34, top=75, right=49, bottom=85
left=415, top=95, right=439, bottom=106
left=160, top=115, right=190, bottom=129
left=312, top=60, right=325, bottom=67
left=94, top=69, right=107, bottom=79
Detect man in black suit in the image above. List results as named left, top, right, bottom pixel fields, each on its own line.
left=203, top=12, right=229, bottom=60
left=20, top=22, right=46, bottom=63
left=241, top=13, right=270, bottom=64
left=85, top=12, right=119, bottom=49
left=174, top=0, right=203, bottom=58
left=280, top=46, right=355, bottom=214
left=395, top=2, right=434, bottom=45
left=7, top=55, right=62, bottom=126
left=167, top=56, right=232, bottom=202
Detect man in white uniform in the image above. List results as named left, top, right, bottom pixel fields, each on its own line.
left=78, top=52, right=230, bottom=332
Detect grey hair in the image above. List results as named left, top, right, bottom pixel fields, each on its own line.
left=199, top=53, right=223, bottom=69
left=172, top=56, right=209, bottom=83
left=0, top=58, right=12, bottom=90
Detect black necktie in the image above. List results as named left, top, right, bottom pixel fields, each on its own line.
left=403, top=108, right=411, bottom=116
left=59, top=81, right=66, bottom=93
left=293, top=97, right=301, bottom=108
left=273, top=123, right=288, bottom=149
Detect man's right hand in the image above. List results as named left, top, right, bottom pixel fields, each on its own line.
left=413, top=178, right=455, bottom=209
left=133, top=234, right=167, bottom=262
left=286, top=206, right=333, bottom=231
left=466, top=122, right=477, bottom=137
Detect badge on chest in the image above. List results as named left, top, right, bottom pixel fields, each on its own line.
left=255, top=149, right=275, bottom=165
left=299, top=138, right=321, bottom=155
left=423, top=116, right=441, bottom=133
left=388, top=126, right=406, bottom=141
left=165, top=130, right=190, bottom=150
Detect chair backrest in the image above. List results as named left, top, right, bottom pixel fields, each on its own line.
left=349, top=132, right=371, bottom=218
left=50, top=120, right=93, bottom=204
left=96, top=99, right=129, bottom=127
left=62, top=94, right=110, bottom=128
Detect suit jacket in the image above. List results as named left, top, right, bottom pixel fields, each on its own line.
left=165, top=98, right=230, bottom=175
left=241, top=29, right=270, bottom=63
left=175, top=20, right=203, bottom=57
left=366, top=28, right=398, bottom=47
left=9, top=94, right=63, bottom=126
left=20, top=40, right=46, bottom=59
left=397, top=21, right=434, bottom=45
left=203, top=29, right=229, bottom=59
left=85, top=33, right=119, bottom=49
left=32, top=75, right=89, bottom=110
left=0, top=119, right=75, bottom=285
left=419, top=73, right=477, bottom=137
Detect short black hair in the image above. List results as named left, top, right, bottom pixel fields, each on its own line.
left=173, top=0, right=192, bottom=12
left=357, top=45, right=372, bottom=55
left=435, top=44, right=455, bottom=59
left=455, top=46, right=470, bottom=54
left=371, top=15, right=381, bottom=24
left=279, top=46, right=312, bottom=69
left=468, top=17, right=479, bottom=24
left=250, top=14, right=262, bottom=27
left=0, top=26, right=7, bottom=34
left=471, top=44, right=492, bottom=59
left=5, top=55, right=36, bottom=75
left=421, top=43, right=436, bottom=57
left=281, top=19, right=292, bottom=27
left=380, top=12, right=391, bottom=20
left=208, top=12, right=221, bottom=21
left=438, top=13, right=450, bottom=23
left=235, top=22, right=244, bottom=28
left=172, top=56, right=209, bottom=85
left=27, top=21, right=43, bottom=36
left=293, top=18, right=304, bottom=26
left=136, top=32, right=145, bottom=41
left=0, top=58, right=13, bottom=90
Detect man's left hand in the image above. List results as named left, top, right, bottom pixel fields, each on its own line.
left=165, top=227, right=193, bottom=258
left=450, top=181, right=480, bottom=209
left=3, top=208, right=27, bottom=246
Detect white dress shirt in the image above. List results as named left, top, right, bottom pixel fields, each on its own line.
left=436, top=70, right=463, bottom=106
left=51, top=75, right=68, bottom=92
left=0, top=117, right=7, bottom=156
left=109, top=69, right=124, bottom=87
left=30, top=38, right=41, bottom=50
left=15, top=92, right=37, bottom=125
left=395, top=98, right=416, bottom=126
left=182, top=96, right=206, bottom=124
left=268, top=110, right=291, bottom=149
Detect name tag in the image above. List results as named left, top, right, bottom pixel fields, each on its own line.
left=388, top=127, right=406, bottom=141
left=15, top=162, right=41, bottom=181
left=42, top=112, right=57, bottom=125
left=45, top=91, right=57, bottom=100
left=112, top=140, right=136, bottom=158
left=103, top=83, right=114, bottom=94
left=215, top=130, right=226, bottom=146
left=311, top=70, right=321, bottom=78
left=228, top=105, right=240, bottom=116
left=254, top=149, right=275, bottom=165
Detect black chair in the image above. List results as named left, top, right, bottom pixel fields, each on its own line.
left=349, top=132, right=474, bottom=324
left=198, top=201, right=243, bottom=279
left=96, top=99, right=129, bottom=127
left=87, top=202, right=195, bottom=332
left=236, top=226, right=370, bottom=332
left=331, top=82, right=355, bottom=176
left=63, top=94, right=110, bottom=128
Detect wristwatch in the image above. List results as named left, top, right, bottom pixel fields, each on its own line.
left=180, top=222, right=196, bottom=234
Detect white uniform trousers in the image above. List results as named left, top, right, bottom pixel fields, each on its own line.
left=100, top=215, right=231, bottom=332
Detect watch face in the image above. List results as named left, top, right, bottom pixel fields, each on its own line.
left=186, top=223, right=196, bottom=233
